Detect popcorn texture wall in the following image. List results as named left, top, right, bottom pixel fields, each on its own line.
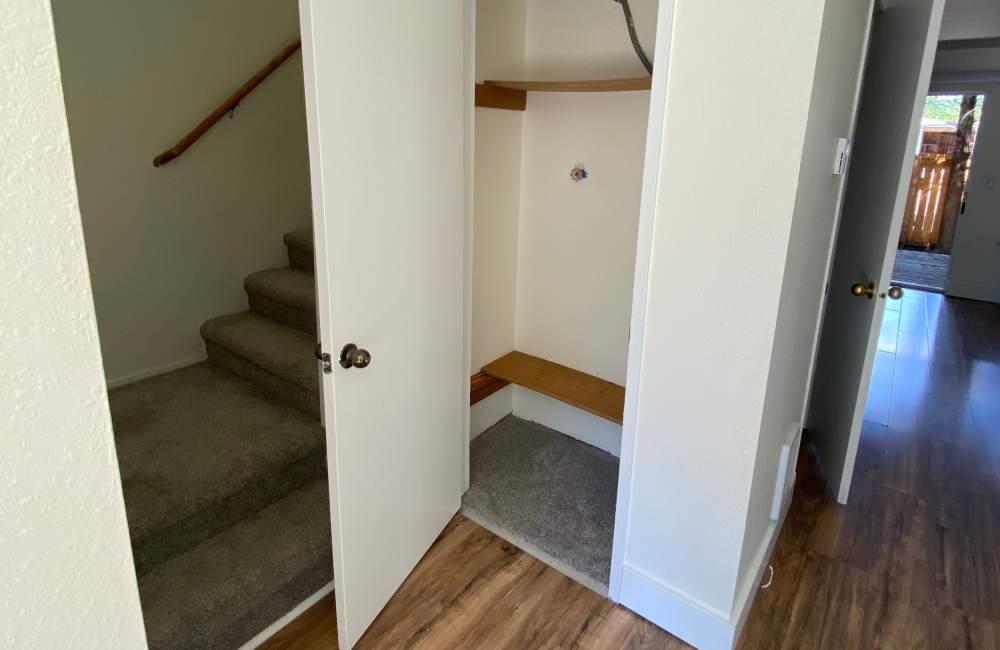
left=0, top=0, right=147, bottom=646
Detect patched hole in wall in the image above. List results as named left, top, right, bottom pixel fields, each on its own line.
left=570, top=164, right=589, bottom=182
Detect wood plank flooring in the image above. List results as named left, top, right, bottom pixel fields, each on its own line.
left=263, top=290, right=1000, bottom=649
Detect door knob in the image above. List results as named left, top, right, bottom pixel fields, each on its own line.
left=339, top=343, right=371, bottom=369
left=851, top=282, right=875, bottom=299
left=884, top=286, right=904, bottom=300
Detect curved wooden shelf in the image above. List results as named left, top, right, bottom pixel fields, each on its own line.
left=484, top=77, right=651, bottom=93
left=474, top=77, right=652, bottom=111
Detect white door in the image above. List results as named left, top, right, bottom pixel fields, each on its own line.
left=807, top=0, right=944, bottom=503
left=299, top=2, right=467, bottom=647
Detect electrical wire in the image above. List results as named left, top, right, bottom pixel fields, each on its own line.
left=615, top=0, right=653, bottom=74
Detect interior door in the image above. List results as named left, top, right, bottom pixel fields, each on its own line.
left=807, top=0, right=944, bottom=503
left=299, top=2, right=467, bottom=647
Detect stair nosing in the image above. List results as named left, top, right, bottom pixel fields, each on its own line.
left=200, top=312, right=317, bottom=393
left=243, top=267, right=316, bottom=313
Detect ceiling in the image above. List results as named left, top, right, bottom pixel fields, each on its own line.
left=940, top=0, right=1000, bottom=41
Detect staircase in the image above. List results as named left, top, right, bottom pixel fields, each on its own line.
left=109, top=226, right=329, bottom=649
left=201, top=227, right=319, bottom=418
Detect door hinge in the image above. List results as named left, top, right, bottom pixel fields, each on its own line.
left=315, top=343, right=333, bottom=374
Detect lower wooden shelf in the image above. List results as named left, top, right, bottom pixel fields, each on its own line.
left=479, top=351, right=625, bottom=424
left=470, top=371, right=510, bottom=406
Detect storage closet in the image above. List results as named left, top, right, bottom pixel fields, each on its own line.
left=464, top=0, right=659, bottom=594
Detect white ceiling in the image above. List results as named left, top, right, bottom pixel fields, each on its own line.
left=941, top=0, right=1000, bottom=41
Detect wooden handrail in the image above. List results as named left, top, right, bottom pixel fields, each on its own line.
left=153, top=37, right=302, bottom=167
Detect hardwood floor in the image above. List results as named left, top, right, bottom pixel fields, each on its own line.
left=260, top=515, right=686, bottom=649
left=263, top=290, right=1000, bottom=649
left=740, top=290, right=1000, bottom=649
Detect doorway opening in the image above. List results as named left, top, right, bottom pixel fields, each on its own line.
left=892, top=92, right=986, bottom=292
left=463, top=0, right=659, bottom=595
left=48, top=3, right=331, bottom=647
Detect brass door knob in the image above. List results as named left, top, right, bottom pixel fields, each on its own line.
left=851, top=282, right=875, bottom=299
left=339, top=343, right=372, bottom=369
left=886, top=286, right=904, bottom=300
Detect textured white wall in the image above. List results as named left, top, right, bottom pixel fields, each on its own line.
left=0, top=0, right=147, bottom=646
left=51, top=0, right=311, bottom=386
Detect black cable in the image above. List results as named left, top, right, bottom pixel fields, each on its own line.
left=616, top=0, right=653, bottom=74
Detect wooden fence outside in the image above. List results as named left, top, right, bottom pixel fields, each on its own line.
left=899, top=153, right=952, bottom=248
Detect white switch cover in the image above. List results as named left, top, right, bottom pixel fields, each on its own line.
left=833, top=137, right=851, bottom=175
left=771, top=423, right=801, bottom=521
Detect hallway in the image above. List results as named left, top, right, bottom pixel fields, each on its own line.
left=261, top=290, right=1000, bottom=649
left=741, top=289, right=1000, bottom=648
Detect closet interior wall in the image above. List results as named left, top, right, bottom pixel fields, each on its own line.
left=471, top=0, right=658, bottom=454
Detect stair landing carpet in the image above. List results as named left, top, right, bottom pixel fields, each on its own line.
left=109, top=363, right=332, bottom=649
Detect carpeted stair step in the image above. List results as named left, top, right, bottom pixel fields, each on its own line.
left=109, top=363, right=327, bottom=575
left=245, top=267, right=317, bottom=335
left=284, top=226, right=314, bottom=272
left=138, top=478, right=333, bottom=650
left=201, top=311, right=320, bottom=417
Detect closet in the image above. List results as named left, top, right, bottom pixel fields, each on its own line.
left=464, top=0, right=659, bottom=594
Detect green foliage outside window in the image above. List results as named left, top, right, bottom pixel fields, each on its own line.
left=924, top=94, right=984, bottom=125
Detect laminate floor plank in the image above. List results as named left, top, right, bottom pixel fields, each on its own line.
left=263, top=292, right=1000, bottom=649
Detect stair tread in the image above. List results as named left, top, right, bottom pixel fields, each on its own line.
left=245, top=267, right=316, bottom=312
left=109, top=363, right=325, bottom=552
left=201, top=311, right=318, bottom=393
left=138, top=478, right=333, bottom=650
left=283, top=226, right=314, bottom=253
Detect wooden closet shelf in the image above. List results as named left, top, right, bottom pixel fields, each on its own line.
left=484, top=77, right=652, bottom=93
left=481, top=351, right=625, bottom=424
left=475, top=83, right=527, bottom=111
left=474, top=78, right=652, bottom=111
left=470, top=371, right=511, bottom=406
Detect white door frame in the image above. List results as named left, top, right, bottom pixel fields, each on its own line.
left=608, top=0, right=676, bottom=602
left=462, top=0, right=475, bottom=492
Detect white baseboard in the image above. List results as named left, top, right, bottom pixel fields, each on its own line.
left=470, top=385, right=513, bottom=439
left=238, top=581, right=335, bottom=650
left=619, top=564, right=737, bottom=650
left=106, top=355, right=206, bottom=389
left=617, top=496, right=791, bottom=650
left=512, top=386, right=622, bottom=456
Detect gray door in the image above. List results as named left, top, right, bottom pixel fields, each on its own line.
left=807, top=0, right=945, bottom=503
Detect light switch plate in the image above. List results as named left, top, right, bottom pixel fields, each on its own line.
left=771, top=423, right=801, bottom=521
left=834, top=137, right=851, bottom=175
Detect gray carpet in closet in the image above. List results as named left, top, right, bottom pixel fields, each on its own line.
left=462, top=415, right=619, bottom=592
